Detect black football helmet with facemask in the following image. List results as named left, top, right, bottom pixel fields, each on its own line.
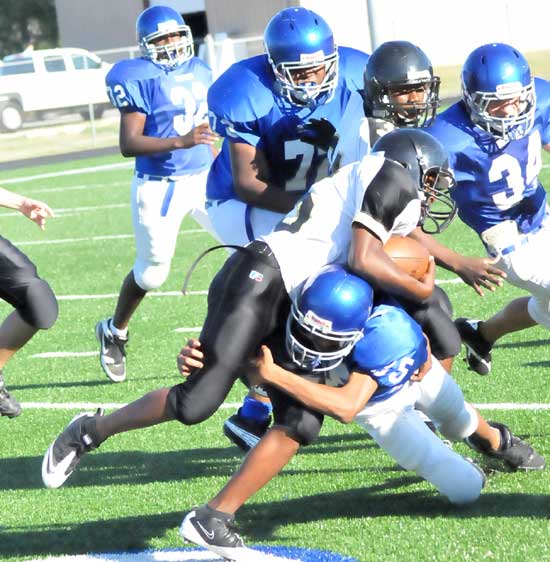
left=371, top=128, right=457, bottom=234
left=364, top=41, right=440, bottom=127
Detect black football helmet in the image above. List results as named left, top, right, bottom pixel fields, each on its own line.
left=364, top=41, right=440, bottom=127
left=371, top=128, right=457, bottom=233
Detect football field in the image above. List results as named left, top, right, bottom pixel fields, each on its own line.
left=0, top=152, right=549, bottom=562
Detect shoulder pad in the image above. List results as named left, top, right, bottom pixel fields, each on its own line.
left=208, top=55, right=275, bottom=121
left=106, top=57, right=161, bottom=86
left=338, top=46, right=370, bottom=91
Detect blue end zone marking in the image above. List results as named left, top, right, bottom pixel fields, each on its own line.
left=257, top=545, right=359, bottom=561
left=35, top=546, right=359, bottom=561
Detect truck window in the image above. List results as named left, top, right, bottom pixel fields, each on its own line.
left=0, top=59, right=35, bottom=75
left=44, top=56, right=66, bottom=72
left=72, top=55, right=101, bottom=70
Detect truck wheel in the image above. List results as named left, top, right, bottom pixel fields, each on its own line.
left=0, top=101, right=23, bottom=132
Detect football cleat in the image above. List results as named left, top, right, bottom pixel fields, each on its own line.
left=42, top=409, right=104, bottom=488
left=0, top=371, right=21, bottom=418
left=455, top=318, right=492, bottom=375
left=96, top=317, right=128, bottom=382
left=222, top=410, right=271, bottom=452
left=180, top=504, right=248, bottom=561
left=465, top=421, right=546, bottom=471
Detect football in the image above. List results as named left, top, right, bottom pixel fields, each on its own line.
left=383, top=236, right=431, bottom=280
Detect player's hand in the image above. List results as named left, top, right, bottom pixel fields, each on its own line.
left=415, top=256, right=436, bottom=301
left=177, top=338, right=204, bottom=376
left=253, top=344, right=276, bottom=383
left=454, top=255, right=506, bottom=297
left=180, top=122, right=219, bottom=148
left=297, top=118, right=339, bottom=152
left=19, top=197, right=54, bottom=230
left=411, top=334, right=432, bottom=381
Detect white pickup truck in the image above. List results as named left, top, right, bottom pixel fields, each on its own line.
left=0, top=47, right=113, bottom=133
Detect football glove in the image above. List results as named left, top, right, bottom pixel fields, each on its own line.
left=297, top=117, right=339, bottom=152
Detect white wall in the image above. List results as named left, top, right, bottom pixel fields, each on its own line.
left=150, top=0, right=205, bottom=15
left=365, top=0, right=550, bottom=64
left=298, top=0, right=550, bottom=64
left=300, top=0, right=372, bottom=54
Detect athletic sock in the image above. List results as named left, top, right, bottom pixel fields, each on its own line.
left=109, top=318, right=128, bottom=339
left=240, top=395, right=272, bottom=422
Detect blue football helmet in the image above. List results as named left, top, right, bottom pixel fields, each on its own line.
left=371, top=128, right=457, bottom=234
left=264, top=7, right=339, bottom=106
left=461, top=43, right=535, bottom=142
left=137, top=6, right=194, bottom=69
left=286, top=265, right=373, bottom=372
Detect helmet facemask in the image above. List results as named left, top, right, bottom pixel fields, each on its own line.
left=462, top=78, right=536, bottom=142
left=140, top=26, right=194, bottom=69
left=267, top=48, right=339, bottom=107
left=417, top=165, right=457, bottom=234
left=285, top=301, right=363, bottom=372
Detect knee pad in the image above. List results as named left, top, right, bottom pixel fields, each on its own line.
left=289, top=415, right=322, bottom=446
left=438, top=402, right=478, bottom=442
left=527, top=295, right=550, bottom=328
left=133, top=260, right=171, bottom=291
left=167, top=383, right=217, bottom=426
left=20, top=277, right=58, bottom=329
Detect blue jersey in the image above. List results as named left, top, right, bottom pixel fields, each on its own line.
left=106, top=56, right=213, bottom=177
left=206, top=46, right=369, bottom=201
left=347, top=299, right=428, bottom=402
left=429, top=78, right=550, bottom=237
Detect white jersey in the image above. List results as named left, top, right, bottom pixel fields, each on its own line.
left=262, top=153, right=422, bottom=298
left=331, top=106, right=398, bottom=171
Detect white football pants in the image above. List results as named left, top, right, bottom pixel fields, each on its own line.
left=488, top=214, right=550, bottom=327
left=207, top=199, right=285, bottom=246
left=354, top=358, right=483, bottom=504
left=131, top=170, right=220, bottom=290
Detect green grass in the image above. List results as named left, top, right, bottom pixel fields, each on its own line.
left=0, top=152, right=549, bottom=562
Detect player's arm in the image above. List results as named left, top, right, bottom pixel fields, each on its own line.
left=254, top=345, right=377, bottom=423
left=348, top=225, right=435, bottom=302
left=409, top=227, right=506, bottom=296
left=229, top=142, right=304, bottom=213
left=119, top=111, right=218, bottom=157
left=0, top=187, right=53, bottom=230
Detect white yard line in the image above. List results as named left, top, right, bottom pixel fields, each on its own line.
left=56, top=290, right=207, bottom=301
left=30, top=351, right=98, bottom=358
left=1, top=161, right=134, bottom=184
left=22, top=401, right=242, bottom=410
left=19, top=401, right=550, bottom=411
left=14, top=228, right=205, bottom=246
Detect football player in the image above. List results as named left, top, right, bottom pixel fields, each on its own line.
left=95, top=5, right=220, bottom=383
left=0, top=187, right=57, bottom=418
left=178, top=265, right=544, bottom=560
left=206, top=7, right=368, bottom=449
left=429, top=43, right=550, bottom=375
left=40, top=129, right=452, bottom=492
left=331, top=41, right=506, bottom=377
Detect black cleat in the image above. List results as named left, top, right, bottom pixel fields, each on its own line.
left=465, top=421, right=545, bottom=471
left=455, top=318, right=492, bottom=375
left=223, top=409, right=271, bottom=452
left=180, top=504, right=248, bottom=560
left=42, top=409, right=104, bottom=488
left=0, top=371, right=21, bottom=418
left=96, top=317, right=128, bottom=382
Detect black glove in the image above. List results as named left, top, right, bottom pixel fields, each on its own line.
left=297, top=117, right=339, bottom=152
